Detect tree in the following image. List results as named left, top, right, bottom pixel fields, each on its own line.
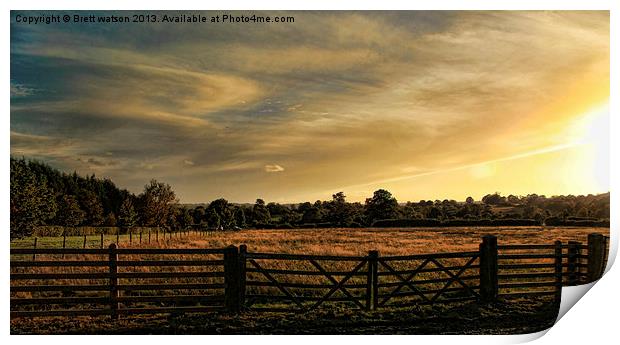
left=118, top=198, right=137, bottom=228
left=326, top=192, right=355, bottom=226
left=233, top=207, right=246, bottom=228
left=301, top=203, right=323, bottom=223
left=207, top=209, right=221, bottom=229
left=10, top=158, right=57, bottom=238
left=466, top=196, right=474, bottom=204
left=56, top=195, right=86, bottom=227
left=482, top=192, right=505, bottom=205
left=252, top=199, right=271, bottom=225
left=167, top=210, right=180, bottom=231
left=426, top=206, right=442, bottom=219
left=103, top=213, right=117, bottom=226
left=177, top=207, right=193, bottom=229
left=79, top=190, right=104, bottom=226
left=507, top=194, right=520, bottom=205
left=138, top=179, right=178, bottom=227
left=207, top=198, right=234, bottom=229
left=192, top=206, right=206, bottom=226
left=364, top=189, right=398, bottom=223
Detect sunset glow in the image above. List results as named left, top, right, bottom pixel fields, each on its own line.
left=10, top=11, right=609, bottom=203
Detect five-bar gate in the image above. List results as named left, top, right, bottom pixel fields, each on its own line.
left=10, top=233, right=609, bottom=317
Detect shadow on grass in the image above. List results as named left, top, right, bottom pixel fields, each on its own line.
left=11, top=297, right=558, bottom=335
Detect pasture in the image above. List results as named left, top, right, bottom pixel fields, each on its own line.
left=10, top=226, right=610, bottom=334
left=10, top=226, right=610, bottom=253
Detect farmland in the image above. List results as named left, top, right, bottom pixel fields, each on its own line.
left=10, top=226, right=609, bottom=334
left=10, top=226, right=610, bottom=254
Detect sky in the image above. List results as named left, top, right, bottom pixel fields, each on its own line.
left=10, top=11, right=610, bottom=203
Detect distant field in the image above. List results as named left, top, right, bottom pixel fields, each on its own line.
left=11, top=226, right=610, bottom=254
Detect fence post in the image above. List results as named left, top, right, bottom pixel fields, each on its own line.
left=62, top=233, right=66, bottom=258
left=587, top=233, right=606, bottom=282
left=108, top=243, right=119, bottom=320
left=479, top=235, right=498, bottom=303
left=83, top=235, right=87, bottom=249
left=32, top=237, right=38, bottom=261
left=148, top=229, right=151, bottom=244
left=239, top=245, right=247, bottom=311
left=554, top=241, right=563, bottom=305
left=156, top=229, right=159, bottom=243
left=129, top=231, right=132, bottom=244
left=366, top=250, right=379, bottom=311
left=116, top=228, right=120, bottom=245
left=139, top=231, right=142, bottom=244
left=224, top=245, right=240, bottom=313
left=100, top=233, right=104, bottom=249
left=567, top=241, right=578, bottom=285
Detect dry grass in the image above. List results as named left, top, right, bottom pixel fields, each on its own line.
left=12, top=226, right=610, bottom=254
left=134, top=226, right=609, bottom=255
left=10, top=227, right=609, bottom=309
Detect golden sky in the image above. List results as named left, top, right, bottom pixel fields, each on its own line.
left=10, top=11, right=609, bottom=203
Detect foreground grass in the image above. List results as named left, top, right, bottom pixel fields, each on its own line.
left=11, top=297, right=558, bottom=335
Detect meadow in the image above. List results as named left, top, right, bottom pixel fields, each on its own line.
left=10, top=226, right=610, bottom=254
left=10, top=226, right=609, bottom=334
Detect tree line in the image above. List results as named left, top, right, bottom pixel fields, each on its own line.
left=10, top=157, right=610, bottom=239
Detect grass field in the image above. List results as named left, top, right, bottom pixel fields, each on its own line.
left=11, top=296, right=559, bottom=335
left=10, top=226, right=610, bottom=254
left=10, top=226, right=609, bottom=334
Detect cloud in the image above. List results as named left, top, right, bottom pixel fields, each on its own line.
left=264, top=164, right=285, bottom=173
left=10, top=11, right=609, bottom=202
left=10, top=82, right=35, bottom=98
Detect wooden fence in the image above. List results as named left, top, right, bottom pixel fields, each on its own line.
left=10, top=234, right=608, bottom=318
left=11, top=246, right=228, bottom=318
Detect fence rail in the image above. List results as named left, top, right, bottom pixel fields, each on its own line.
left=10, top=233, right=608, bottom=318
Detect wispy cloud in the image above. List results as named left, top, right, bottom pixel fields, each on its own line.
left=10, top=81, right=35, bottom=98
left=264, top=164, right=285, bottom=173
left=10, top=11, right=609, bottom=202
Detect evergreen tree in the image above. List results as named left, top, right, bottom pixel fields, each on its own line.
left=56, top=195, right=86, bottom=227
left=10, top=158, right=57, bottom=238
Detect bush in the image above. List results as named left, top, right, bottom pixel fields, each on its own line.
left=544, top=217, right=563, bottom=226
left=489, top=219, right=540, bottom=226
left=442, top=219, right=493, bottom=226
left=371, top=219, right=442, bottom=227
left=253, top=222, right=275, bottom=229
left=545, top=217, right=609, bottom=227
left=370, top=218, right=541, bottom=228
left=566, top=216, right=599, bottom=221
left=32, top=226, right=64, bottom=237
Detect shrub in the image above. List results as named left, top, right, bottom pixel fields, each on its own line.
left=442, top=219, right=493, bottom=227
left=371, top=219, right=441, bottom=227
left=32, top=226, right=64, bottom=237
left=489, top=219, right=540, bottom=226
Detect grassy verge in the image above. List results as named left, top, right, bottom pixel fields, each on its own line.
left=11, top=297, right=558, bottom=335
